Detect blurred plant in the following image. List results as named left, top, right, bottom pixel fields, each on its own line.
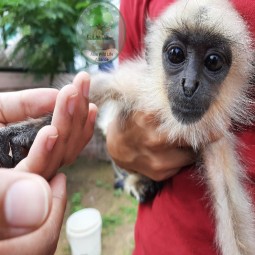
left=96, top=179, right=112, bottom=190
left=102, top=214, right=122, bottom=235
left=70, top=192, right=83, bottom=213
left=0, top=0, right=106, bottom=81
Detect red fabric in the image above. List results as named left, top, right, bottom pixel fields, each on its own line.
left=232, top=0, right=255, bottom=40
left=119, top=0, right=255, bottom=254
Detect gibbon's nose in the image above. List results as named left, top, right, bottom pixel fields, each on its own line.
left=181, top=78, right=199, bottom=98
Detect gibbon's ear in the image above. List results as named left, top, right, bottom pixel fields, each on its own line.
left=144, top=16, right=153, bottom=63
left=145, top=16, right=153, bottom=31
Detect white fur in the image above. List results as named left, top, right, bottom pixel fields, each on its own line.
left=203, top=136, right=255, bottom=255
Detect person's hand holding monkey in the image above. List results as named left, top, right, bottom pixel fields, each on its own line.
left=106, top=112, right=196, bottom=181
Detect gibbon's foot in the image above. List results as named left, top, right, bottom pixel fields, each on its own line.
left=111, top=160, right=128, bottom=190
left=0, top=115, right=52, bottom=168
left=124, top=174, right=163, bottom=203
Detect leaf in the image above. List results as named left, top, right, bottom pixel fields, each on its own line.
left=60, top=26, right=74, bottom=38
left=56, top=1, right=75, bottom=15
left=1, top=0, right=79, bottom=78
left=44, top=35, right=57, bottom=46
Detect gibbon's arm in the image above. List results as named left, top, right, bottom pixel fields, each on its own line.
left=0, top=59, right=147, bottom=168
left=203, top=136, right=255, bottom=254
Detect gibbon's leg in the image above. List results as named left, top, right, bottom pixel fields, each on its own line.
left=203, top=135, right=255, bottom=255
left=124, top=173, right=163, bottom=203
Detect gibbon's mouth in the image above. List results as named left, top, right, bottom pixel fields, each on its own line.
left=171, top=103, right=206, bottom=124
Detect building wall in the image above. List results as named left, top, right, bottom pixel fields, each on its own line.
left=0, top=71, right=51, bottom=91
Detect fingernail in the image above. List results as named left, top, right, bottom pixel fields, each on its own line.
left=46, top=135, right=58, bottom=151
left=4, top=179, right=49, bottom=228
left=83, top=80, right=90, bottom=98
left=68, top=94, right=78, bottom=115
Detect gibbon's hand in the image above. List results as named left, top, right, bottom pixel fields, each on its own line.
left=0, top=172, right=66, bottom=255
left=0, top=72, right=97, bottom=180
left=106, top=112, right=196, bottom=181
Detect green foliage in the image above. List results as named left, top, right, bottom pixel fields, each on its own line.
left=120, top=203, right=138, bottom=223
left=102, top=214, right=123, bottom=235
left=102, top=192, right=138, bottom=236
left=70, top=192, right=83, bottom=213
left=96, top=179, right=112, bottom=190
left=0, top=0, right=106, bottom=80
left=113, top=188, right=123, bottom=197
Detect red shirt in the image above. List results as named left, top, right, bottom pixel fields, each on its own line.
left=119, top=1, right=255, bottom=254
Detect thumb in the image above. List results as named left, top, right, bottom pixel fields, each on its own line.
left=0, top=170, right=52, bottom=240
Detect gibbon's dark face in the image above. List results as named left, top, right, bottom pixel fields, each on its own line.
left=162, top=28, right=232, bottom=125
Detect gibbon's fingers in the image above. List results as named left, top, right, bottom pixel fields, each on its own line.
left=15, top=125, right=58, bottom=176
left=44, top=84, right=79, bottom=179
left=0, top=174, right=66, bottom=255
left=0, top=89, right=58, bottom=124
left=0, top=170, right=52, bottom=240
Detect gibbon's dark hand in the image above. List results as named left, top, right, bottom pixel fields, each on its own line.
left=7, top=72, right=97, bottom=180
left=106, top=112, right=196, bottom=181
left=0, top=172, right=66, bottom=255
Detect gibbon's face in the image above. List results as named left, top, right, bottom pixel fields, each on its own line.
left=162, top=27, right=232, bottom=125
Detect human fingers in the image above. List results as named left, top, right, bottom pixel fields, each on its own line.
left=106, top=118, right=136, bottom=166
left=36, top=83, right=78, bottom=178
left=106, top=111, right=167, bottom=167
left=0, top=173, right=66, bottom=255
left=15, top=125, right=59, bottom=176
left=0, top=170, right=52, bottom=240
left=106, top=112, right=196, bottom=181
left=45, top=72, right=96, bottom=178
left=0, top=89, right=58, bottom=124
left=57, top=72, right=97, bottom=164
left=127, top=147, right=196, bottom=181
left=109, top=138, right=195, bottom=181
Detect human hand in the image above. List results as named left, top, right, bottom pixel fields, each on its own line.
left=0, top=171, right=66, bottom=255
left=106, top=112, right=196, bottom=181
left=0, top=71, right=97, bottom=254
left=0, top=72, right=97, bottom=179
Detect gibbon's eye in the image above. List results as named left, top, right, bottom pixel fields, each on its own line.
left=167, top=47, right=185, bottom=64
left=204, top=54, right=224, bottom=72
